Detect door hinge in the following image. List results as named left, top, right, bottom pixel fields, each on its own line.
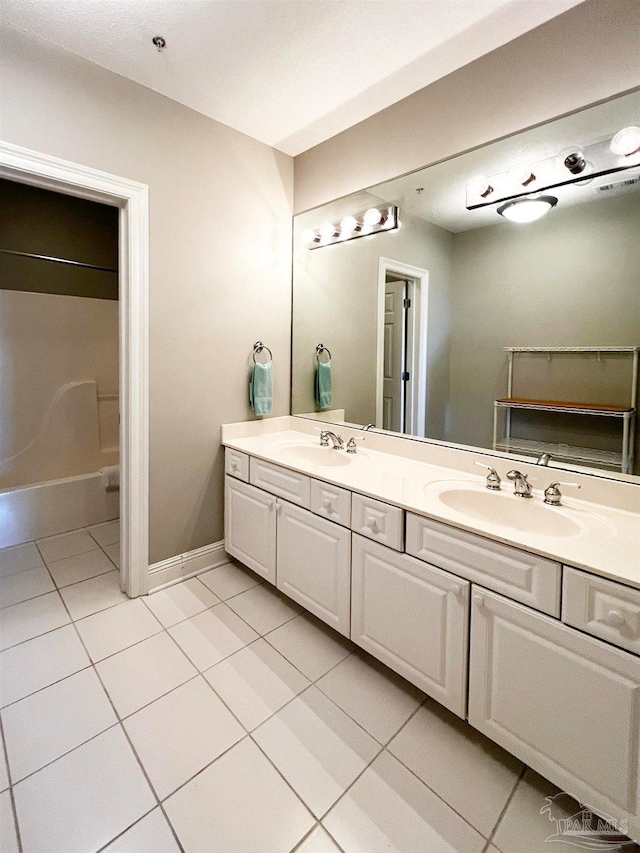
left=401, top=371, right=410, bottom=381
left=403, top=297, right=411, bottom=308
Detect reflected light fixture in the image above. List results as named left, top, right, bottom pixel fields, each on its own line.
left=611, top=126, right=640, bottom=158
left=303, top=205, right=399, bottom=249
left=497, top=195, right=558, bottom=223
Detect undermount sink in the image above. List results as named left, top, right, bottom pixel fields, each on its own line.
left=277, top=443, right=354, bottom=467
left=433, top=486, right=584, bottom=538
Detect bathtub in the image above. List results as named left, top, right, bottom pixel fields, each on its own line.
left=0, top=380, right=119, bottom=548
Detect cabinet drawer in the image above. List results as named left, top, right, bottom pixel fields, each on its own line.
left=225, top=448, right=249, bottom=482
left=249, top=457, right=311, bottom=508
left=351, top=535, right=469, bottom=716
left=406, top=514, right=560, bottom=617
left=351, top=493, right=404, bottom=551
left=563, top=567, right=640, bottom=656
left=310, top=479, right=351, bottom=528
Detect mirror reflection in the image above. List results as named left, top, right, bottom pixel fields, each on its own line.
left=292, top=91, right=640, bottom=478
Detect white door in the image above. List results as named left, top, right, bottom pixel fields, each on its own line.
left=351, top=534, right=469, bottom=716
left=277, top=500, right=351, bottom=636
left=383, top=278, right=406, bottom=431
left=224, top=476, right=276, bottom=582
left=469, top=587, right=640, bottom=840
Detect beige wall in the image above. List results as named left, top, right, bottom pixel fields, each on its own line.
left=0, top=27, right=294, bottom=562
left=292, top=203, right=452, bottom=435
left=294, top=0, right=640, bottom=213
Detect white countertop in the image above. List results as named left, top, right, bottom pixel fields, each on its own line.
left=222, top=419, right=640, bottom=590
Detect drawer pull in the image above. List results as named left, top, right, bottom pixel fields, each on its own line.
left=473, top=593, right=484, bottom=609
left=452, top=584, right=463, bottom=598
left=322, top=498, right=334, bottom=511
left=365, top=517, right=379, bottom=533
left=230, top=461, right=239, bottom=472
left=602, top=609, right=626, bottom=629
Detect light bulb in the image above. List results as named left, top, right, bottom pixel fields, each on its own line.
left=302, top=229, right=317, bottom=244
left=507, top=165, right=535, bottom=187
left=340, top=215, right=358, bottom=234
left=363, top=208, right=382, bottom=226
left=319, top=222, right=337, bottom=240
left=497, top=196, right=557, bottom=223
left=467, top=175, right=493, bottom=198
left=611, top=126, right=640, bottom=157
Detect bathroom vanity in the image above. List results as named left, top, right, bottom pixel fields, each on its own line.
left=223, top=416, right=640, bottom=842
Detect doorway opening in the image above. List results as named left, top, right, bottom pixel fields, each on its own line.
left=376, top=258, right=429, bottom=437
left=0, top=141, right=149, bottom=597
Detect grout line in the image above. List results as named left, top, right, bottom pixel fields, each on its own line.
left=93, top=805, right=159, bottom=853
left=1, top=717, right=23, bottom=853
left=483, top=763, right=527, bottom=852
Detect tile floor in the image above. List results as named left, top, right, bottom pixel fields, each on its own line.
left=1, top=531, right=638, bottom=853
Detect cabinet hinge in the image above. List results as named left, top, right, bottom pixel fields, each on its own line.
left=401, top=371, right=410, bottom=381
left=403, top=297, right=411, bottom=308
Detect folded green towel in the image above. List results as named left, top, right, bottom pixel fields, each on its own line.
left=250, top=362, right=273, bottom=417
left=315, top=359, right=332, bottom=410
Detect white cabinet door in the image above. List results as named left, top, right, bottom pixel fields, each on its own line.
left=224, top=476, right=276, bottom=582
left=351, top=535, right=469, bottom=717
left=277, top=501, right=351, bottom=636
left=469, top=588, right=640, bottom=841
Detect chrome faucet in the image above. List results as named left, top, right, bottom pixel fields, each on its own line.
left=544, top=481, right=580, bottom=506
left=507, top=470, right=533, bottom=498
left=474, top=462, right=501, bottom=491
left=319, top=430, right=344, bottom=450
left=362, top=423, right=375, bottom=431
left=536, top=453, right=552, bottom=466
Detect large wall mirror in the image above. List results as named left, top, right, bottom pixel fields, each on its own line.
left=292, top=90, right=640, bottom=480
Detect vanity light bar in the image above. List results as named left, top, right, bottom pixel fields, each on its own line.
left=303, top=205, right=399, bottom=249
left=466, top=125, right=640, bottom=210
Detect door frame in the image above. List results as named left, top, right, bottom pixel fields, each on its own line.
left=376, top=258, right=429, bottom=437
left=0, top=141, right=149, bottom=597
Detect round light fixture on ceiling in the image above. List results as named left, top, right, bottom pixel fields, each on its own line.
left=497, top=195, right=558, bottom=223
left=611, top=126, right=640, bottom=157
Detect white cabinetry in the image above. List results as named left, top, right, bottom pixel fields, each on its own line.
left=469, top=587, right=640, bottom=838
left=277, top=501, right=351, bottom=636
left=351, top=535, right=469, bottom=717
left=224, top=477, right=276, bottom=582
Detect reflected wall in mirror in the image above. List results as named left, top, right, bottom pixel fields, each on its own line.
left=292, top=90, right=640, bottom=478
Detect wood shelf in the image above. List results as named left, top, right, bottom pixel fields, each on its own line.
left=495, top=398, right=634, bottom=417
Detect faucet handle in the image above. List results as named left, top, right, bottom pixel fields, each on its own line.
left=317, top=429, right=330, bottom=446
left=346, top=436, right=364, bottom=454
left=474, top=462, right=501, bottom=491
left=544, top=481, right=580, bottom=506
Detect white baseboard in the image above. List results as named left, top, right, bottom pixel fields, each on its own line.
left=147, top=540, right=228, bottom=593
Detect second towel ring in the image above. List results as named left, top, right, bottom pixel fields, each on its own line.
left=253, top=341, right=273, bottom=364
left=316, top=343, right=332, bottom=364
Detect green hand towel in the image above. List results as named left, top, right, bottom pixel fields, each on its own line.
left=250, top=362, right=273, bottom=417
left=315, top=359, right=332, bottom=410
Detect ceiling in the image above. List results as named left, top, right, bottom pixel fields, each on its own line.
left=1, top=0, right=583, bottom=156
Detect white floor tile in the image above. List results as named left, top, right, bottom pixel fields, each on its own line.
left=46, top=548, right=115, bottom=588
left=0, top=744, right=9, bottom=791
left=103, top=808, right=181, bottom=852
left=96, top=632, right=197, bottom=718
left=2, top=668, right=117, bottom=782
left=296, top=826, right=342, bottom=852
left=144, top=578, right=220, bottom=628
left=168, top=603, right=258, bottom=671
left=492, top=769, right=640, bottom=853
left=387, top=700, right=522, bottom=837
left=0, top=624, right=90, bottom=708
left=253, top=685, right=380, bottom=818
left=60, top=570, right=126, bottom=620
left=324, top=751, right=486, bottom=853
left=124, top=677, right=244, bottom=799
left=226, top=583, right=303, bottom=635
left=0, top=592, right=70, bottom=651
left=317, top=652, right=423, bottom=744
left=36, top=529, right=97, bottom=564
left=0, top=790, right=19, bottom=853
left=164, top=737, right=314, bottom=853
left=13, top=725, right=155, bottom=853
left=198, top=561, right=263, bottom=600
left=75, top=599, right=163, bottom=662
left=0, top=543, right=44, bottom=579
left=87, top=520, right=120, bottom=549
left=0, top=565, right=55, bottom=609
left=204, top=638, right=310, bottom=730
left=103, top=542, right=120, bottom=569
left=265, top=613, right=353, bottom=681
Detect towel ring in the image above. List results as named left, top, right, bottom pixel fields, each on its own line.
left=253, top=341, right=273, bottom=364
left=316, top=343, right=332, bottom=364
